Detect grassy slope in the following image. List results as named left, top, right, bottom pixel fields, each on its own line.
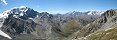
left=89, top=24, right=117, bottom=40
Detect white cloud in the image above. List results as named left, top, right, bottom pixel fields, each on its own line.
left=0, top=0, right=8, bottom=5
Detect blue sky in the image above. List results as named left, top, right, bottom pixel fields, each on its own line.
left=0, top=0, right=117, bottom=14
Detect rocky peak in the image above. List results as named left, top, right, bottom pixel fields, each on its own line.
left=1, top=6, right=38, bottom=20
left=0, top=6, right=38, bottom=39
left=102, top=9, right=117, bottom=18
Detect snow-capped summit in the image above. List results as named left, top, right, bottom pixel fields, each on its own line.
left=0, top=6, right=26, bottom=18
left=88, top=11, right=105, bottom=15
left=0, top=6, right=38, bottom=20
left=0, top=10, right=11, bottom=18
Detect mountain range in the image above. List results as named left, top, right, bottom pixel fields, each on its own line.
left=0, top=6, right=117, bottom=40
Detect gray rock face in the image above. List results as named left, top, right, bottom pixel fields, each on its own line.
left=1, top=8, right=37, bottom=39
left=2, top=14, right=36, bottom=34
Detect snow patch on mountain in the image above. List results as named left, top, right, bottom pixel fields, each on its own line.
left=0, top=10, right=11, bottom=18
left=0, top=30, right=12, bottom=39
left=20, top=12, right=24, bottom=16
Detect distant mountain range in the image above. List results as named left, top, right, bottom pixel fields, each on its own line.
left=65, top=11, right=104, bottom=16
left=0, top=6, right=117, bottom=40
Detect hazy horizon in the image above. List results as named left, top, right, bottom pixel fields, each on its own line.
left=0, top=0, right=117, bottom=14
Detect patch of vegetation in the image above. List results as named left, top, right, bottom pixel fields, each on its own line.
left=63, top=20, right=80, bottom=35
left=89, top=27, right=117, bottom=40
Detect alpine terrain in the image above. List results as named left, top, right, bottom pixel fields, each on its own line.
left=0, top=6, right=117, bottom=40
